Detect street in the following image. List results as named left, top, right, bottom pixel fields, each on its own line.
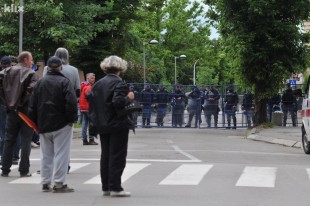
left=1, top=128, right=310, bottom=206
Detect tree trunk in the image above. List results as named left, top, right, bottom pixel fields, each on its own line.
left=254, top=86, right=268, bottom=125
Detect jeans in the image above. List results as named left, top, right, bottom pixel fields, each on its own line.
left=225, top=109, right=236, bottom=128
left=204, top=109, right=219, bottom=127
left=156, top=107, right=167, bottom=126
left=81, top=112, right=95, bottom=142
left=141, top=106, right=152, bottom=126
left=1, top=110, right=33, bottom=174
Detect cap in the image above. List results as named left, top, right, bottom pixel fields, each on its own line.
left=1, top=56, right=11, bottom=66
left=47, top=56, right=62, bottom=69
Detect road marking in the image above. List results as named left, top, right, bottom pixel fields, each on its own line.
left=171, top=145, right=200, bottom=161
left=9, top=163, right=90, bottom=184
left=159, top=164, right=213, bottom=185
left=236, top=166, right=277, bottom=188
left=84, top=163, right=150, bottom=184
left=29, top=158, right=201, bottom=163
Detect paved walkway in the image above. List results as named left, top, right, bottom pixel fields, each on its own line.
left=247, top=126, right=302, bottom=148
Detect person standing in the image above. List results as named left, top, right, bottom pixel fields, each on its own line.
left=28, top=56, right=77, bottom=192
left=0, top=51, right=38, bottom=177
left=88, top=55, right=134, bottom=197
left=224, top=84, right=239, bottom=129
left=185, top=86, right=201, bottom=128
left=155, top=84, right=170, bottom=127
left=139, top=84, right=155, bottom=128
left=171, top=85, right=186, bottom=127
left=282, top=83, right=297, bottom=127
left=79, top=73, right=98, bottom=145
left=203, top=84, right=220, bottom=128
left=242, top=89, right=255, bottom=128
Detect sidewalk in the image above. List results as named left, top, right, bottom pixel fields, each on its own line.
left=247, top=126, right=302, bottom=148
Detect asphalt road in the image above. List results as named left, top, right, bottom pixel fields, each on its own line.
left=1, top=128, right=310, bottom=206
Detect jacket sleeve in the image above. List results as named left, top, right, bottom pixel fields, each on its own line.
left=64, top=81, right=78, bottom=123
left=22, top=73, right=38, bottom=105
left=28, top=84, right=38, bottom=124
left=112, top=81, right=131, bottom=110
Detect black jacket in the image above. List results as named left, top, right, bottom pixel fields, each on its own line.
left=28, top=71, right=78, bottom=133
left=88, top=74, right=133, bottom=133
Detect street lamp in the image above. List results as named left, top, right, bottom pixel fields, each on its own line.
left=174, top=54, right=186, bottom=84
left=193, top=59, right=200, bottom=85
left=19, top=0, right=24, bottom=53
left=143, top=39, right=159, bottom=83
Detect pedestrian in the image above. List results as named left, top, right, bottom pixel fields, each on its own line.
left=203, top=84, right=220, bottom=128
left=79, top=73, right=98, bottom=145
left=224, top=84, right=239, bottom=129
left=88, top=55, right=134, bottom=197
left=171, top=85, right=186, bottom=127
left=0, top=51, right=38, bottom=177
left=185, top=86, right=201, bottom=128
left=282, top=83, right=297, bottom=127
left=242, top=89, right=255, bottom=128
left=155, top=84, right=170, bottom=127
left=139, top=84, right=155, bottom=128
left=28, top=56, right=77, bottom=192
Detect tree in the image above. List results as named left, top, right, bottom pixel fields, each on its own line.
left=206, top=0, right=310, bottom=125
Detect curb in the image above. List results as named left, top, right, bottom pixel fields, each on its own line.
left=246, top=128, right=302, bottom=149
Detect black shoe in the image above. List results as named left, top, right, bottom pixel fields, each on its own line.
left=53, top=184, right=74, bottom=193
left=83, top=140, right=89, bottom=145
left=1, top=173, right=8, bottom=177
left=88, top=140, right=98, bottom=145
left=185, top=125, right=191, bottom=128
left=42, top=184, right=52, bottom=192
left=20, top=173, right=32, bottom=177
left=226, top=127, right=231, bottom=129
left=232, top=127, right=236, bottom=129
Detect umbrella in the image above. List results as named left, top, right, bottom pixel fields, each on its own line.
left=15, top=110, right=39, bottom=133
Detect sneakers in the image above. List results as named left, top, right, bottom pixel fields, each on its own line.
left=88, top=140, right=98, bottom=145
left=110, top=191, right=131, bottom=197
left=52, top=184, right=74, bottom=193
left=42, top=184, right=52, bottom=192
left=31, top=142, right=39, bottom=148
left=20, top=172, right=32, bottom=177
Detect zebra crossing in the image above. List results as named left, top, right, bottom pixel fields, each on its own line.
left=5, top=162, right=310, bottom=188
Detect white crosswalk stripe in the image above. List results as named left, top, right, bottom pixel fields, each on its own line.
left=9, top=163, right=90, bottom=184
left=84, top=163, right=150, bottom=184
left=5, top=163, right=309, bottom=188
left=159, top=164, right=213, bottom=185
left=236, top=166, right=277, bottom=188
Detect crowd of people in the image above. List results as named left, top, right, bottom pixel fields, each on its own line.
left=0, top=50, right=300, bottom=197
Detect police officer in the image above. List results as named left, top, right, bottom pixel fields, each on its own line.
left=282, top=83, right=297, bottom=127
left=203, top=84, right=220, bottom=128
left=242, top=89, right=255, bottom=128
left=155, top=84, right=170, bottom=127
left=224, top=84, right=239, bottom=129
left=139, top=84, right=155, bottom=128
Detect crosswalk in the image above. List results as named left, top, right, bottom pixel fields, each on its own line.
left=5, top=162, right=310, bottom=188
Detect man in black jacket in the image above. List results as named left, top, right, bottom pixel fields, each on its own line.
left=28, top=56, right=77, bottom=193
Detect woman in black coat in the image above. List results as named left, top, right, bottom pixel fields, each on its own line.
left=89, top=55, right=134, bottom=197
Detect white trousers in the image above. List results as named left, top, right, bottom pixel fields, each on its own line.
left=40, top=125, right=72, bottom=184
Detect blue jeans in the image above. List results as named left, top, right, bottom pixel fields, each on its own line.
left=81, top=112, right=95, bottom=142
left=156, top=107, right=167, bottom=126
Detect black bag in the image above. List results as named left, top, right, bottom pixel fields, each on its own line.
left=125, top=100, right=142, bottom=112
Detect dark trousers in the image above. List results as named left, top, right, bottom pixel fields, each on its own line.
left=100, top=129, right=129, bottom=192
left=1, top=110, right=33, bottom=174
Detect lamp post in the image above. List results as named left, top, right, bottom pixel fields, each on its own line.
left=19, top=0, right=24, bottom=53
left=143, top=39, right=159, bottom=83
left=174, top=54, right=186, bottom=85
left=193, top=59, right=200, bottom=85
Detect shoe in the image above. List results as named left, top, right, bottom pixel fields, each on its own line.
left=20, top=173, right=32, bottom=177
left=103, top=191, right=110, bottom=196
left=185, top=125, right=191, bottom=128
left=42, top=184, right=52, bottom=192
left=83, top=140, right=89, bottom=145
left=37, top=170, right=40, bottom=174
left=12, top=159, right=19, bottom=165
left=52, top=184, right=74, bottom=193
left=1, top=173, right=8, bottom=177
left=110, top=191, right=131, bottom=197
left=226, top=127, right=231, bottom=129
left=31, top=142, right=39, bottom=148
left=88, top=141, right=98, bottom=145
left=232, top=127, right=237, bottom=129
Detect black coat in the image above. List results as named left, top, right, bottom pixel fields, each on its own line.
left=88, top=74, right=133, bottom=133
left=28, top=71, right=78, bottom=133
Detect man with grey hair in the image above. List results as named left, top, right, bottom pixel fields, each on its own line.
left=44, top=47, right=80, bottom=98
left=28, top=56, right=77, bottom=193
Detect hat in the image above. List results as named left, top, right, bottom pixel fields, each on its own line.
left=1, top=56, right=11, bottom=66
left=47, top=56, right=62, bottom=69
